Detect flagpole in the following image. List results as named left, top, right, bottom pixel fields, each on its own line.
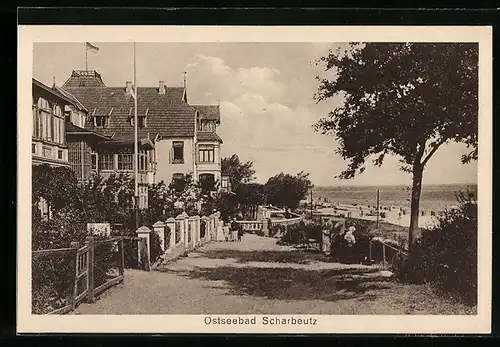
left=133, top=42, right=139, bottom=229
left=85, top=43, right=88, bottom=71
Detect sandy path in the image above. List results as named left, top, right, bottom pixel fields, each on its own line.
left=72, top=234, right=474, bottom=315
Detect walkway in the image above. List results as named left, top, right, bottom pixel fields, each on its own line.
left=72, top=234, right=474, bottom=315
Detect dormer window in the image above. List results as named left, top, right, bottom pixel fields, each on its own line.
left=130, top=108, right=148, bottom=128
left=94, top=116, right=108, bottom=128
left=199, top=120, right=216, bottom=132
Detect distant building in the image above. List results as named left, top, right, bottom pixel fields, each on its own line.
left=56, top=70, right=230, bottom=205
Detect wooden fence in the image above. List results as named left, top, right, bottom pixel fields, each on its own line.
left=32, top=236, right=125, bottom=315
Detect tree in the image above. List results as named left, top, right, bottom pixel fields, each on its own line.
left=265, top=172, right=313, bottom=210
left=314, top=43, right=478, bottom=248
left=221, top=154, right=256, bottom=190
left=32, top=164, right=80, bottom=214
left=235, top=183, right=267, bottom=217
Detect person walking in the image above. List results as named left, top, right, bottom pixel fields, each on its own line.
left=237, top=223, right=244, bottom=242
left=230, top=217, right=239, bottom=242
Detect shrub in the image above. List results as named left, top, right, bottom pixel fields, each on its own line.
left=395, top=189, right=477, bottom=305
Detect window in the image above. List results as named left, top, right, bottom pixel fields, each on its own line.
left=41, top=112, right=51, bottom=141
left=53, top=117, right=60, bottom=143
left=100, top=154, right=114, bottom=170
left=91, top=153, right=98, bottom=170
left=200, top=120, right=215, bottom=132
left=139, top=186, right=148, bottom=209
left=32, top=106, right=38, bottom=138
left=199, top=144, right=215, bottom=163
left=172, top=141, right=184, bottom=163
left=59, top=118, right=65, bottom=144
left=117, top=154, right=133, bottom=171
left=95, top=116, right=108, bottom=128
left=221, top=177, right=228, bottom=189
left=130, top=116, right=146, bottom=128
left=139, top=150, right=148, bottom=171
left=32, top=144, right=36, bottom=154
left=53, top=105, right=62, bottom=117
left=37, top=97, right=50, bottom=110
left=57, top=150, right=63, bottom=160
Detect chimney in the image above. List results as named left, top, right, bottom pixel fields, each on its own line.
left=126, top=81, right=133, bottom=94
left=158, top=81, right=165, bottom=95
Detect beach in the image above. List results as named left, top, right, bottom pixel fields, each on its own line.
left=312, top=184, right=476, bottom=228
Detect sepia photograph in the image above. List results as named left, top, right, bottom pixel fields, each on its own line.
left=18, top=25, right=492, bottom=334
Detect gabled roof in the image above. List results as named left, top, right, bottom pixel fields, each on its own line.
left=33, top=78, right=76, bottom=105
left=197, top=131, right=223, bottom=143
left=53, top=86, right=88, bottom=112
left=62, top=85, right=197, bottom=141
left=195, top=105, right=220, bottom=123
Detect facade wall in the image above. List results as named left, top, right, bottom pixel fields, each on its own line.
left=155, top=137, right=196, bottom=185
left=195, top=141, right=222, bottom=183
left=32, top=92, right=69, bottom=167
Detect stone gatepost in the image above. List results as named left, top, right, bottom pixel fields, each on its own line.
left=262, top=218, right=269, bottom=237
left=181, top=212, right=189, bottom=248
left=175, top=213, right=186, bottom=246
left=188, top=216, right=197, bottom=249
left=201, top=216, right=209, bottom=242
left=166, top=217, right=176, bottom=249
left=153, top=221, right=165, bottom=253
left=193, top=215, right=201, bottom=245
left=136, top=226, right=151, bottom=261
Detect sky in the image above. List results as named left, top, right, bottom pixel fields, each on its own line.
left=33, top=42, right=477, bottom=187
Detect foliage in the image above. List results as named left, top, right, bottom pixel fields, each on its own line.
left=32, top=164, right=80, bottom=212
left=221, top=154, right=256, bottom=191
left=279, top=221, right=322, bottom=246
left=236, top=183, right=267, bottom=216
left=265, top=172, right=313, bottom=209
left=394, top=189, right=477, bottom=305
left=32, top=250, right=75, bottom=314
left=315, top=43, right=478, bottom=246
left=167, top=173, right=202, bottom=216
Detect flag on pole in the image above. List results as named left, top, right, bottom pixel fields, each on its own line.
left=86, top=42, right=99, bottom=53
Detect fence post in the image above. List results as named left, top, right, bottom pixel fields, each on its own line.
left=85, top=236, right=95, bottom=303
left=118, top=237, right=125, bottom=278
left=166, top=217, right=176, bottom=249
left=368, top=239, right=372, bottom=264
left=382, top=243, right=386, bottom=269
left=136, top=226, right=151, bottom=268
left=175, top=214, right=186, bottom=246
left=153, top=221, right=165, bottom=253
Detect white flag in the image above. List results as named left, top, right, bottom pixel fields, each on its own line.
left=86, top=42, right=99, bottom=53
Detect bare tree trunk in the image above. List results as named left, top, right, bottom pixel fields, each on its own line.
left=408, top=165, right=423, bottom=249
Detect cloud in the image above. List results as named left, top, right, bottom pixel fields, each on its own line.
left=185, top=53, right=338, bottom=183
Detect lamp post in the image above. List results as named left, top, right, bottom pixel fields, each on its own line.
left=133, top=42, right=139, bottom=229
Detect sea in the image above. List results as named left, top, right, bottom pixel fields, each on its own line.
left=312, top=184, right=477, bottom=211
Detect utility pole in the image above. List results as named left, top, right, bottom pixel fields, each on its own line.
left=133, top=42, right=139, bottom=229
left=310, top=189, right=313, bottom=219
left=376, top=189, right=380, bottom=229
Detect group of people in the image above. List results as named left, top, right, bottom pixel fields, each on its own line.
left=322, top=220, right=360, bottom=263
left=228, top=217, right=245, bottom=242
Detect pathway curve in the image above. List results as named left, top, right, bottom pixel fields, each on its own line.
left=72, top=234, right=474, bottom=315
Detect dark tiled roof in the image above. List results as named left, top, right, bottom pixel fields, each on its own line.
left=62, top=86, right=196, bottom=141
left=195, top=105, right=220, bottom=123
left=62, top=70, right=107, bottom=88
left=65, top=122, right=112, bottom=140
left=54, top=86, right=88, bottom=112
left=197, top=131, right=223, bottom=143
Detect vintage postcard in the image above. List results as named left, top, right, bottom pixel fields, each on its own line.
left=17, top=25, right=492, bottom=334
